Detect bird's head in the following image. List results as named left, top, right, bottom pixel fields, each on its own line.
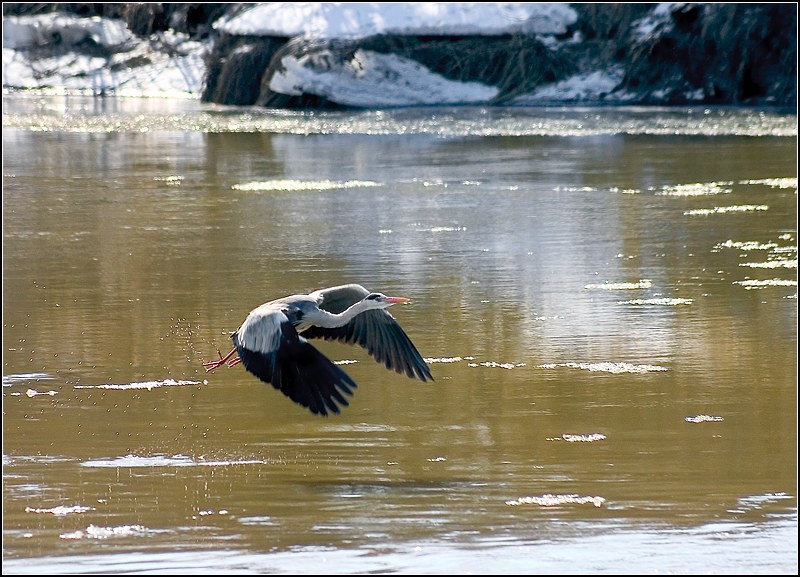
left=363, top=292, right=410, bottom=309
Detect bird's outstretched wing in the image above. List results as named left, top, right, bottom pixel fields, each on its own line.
left=304, top=284, right=433, bottom=382
left=232, top=308, right=356, bottom=416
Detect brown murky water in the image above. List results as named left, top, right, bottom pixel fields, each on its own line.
left=3, top=96, right=797, bottom=573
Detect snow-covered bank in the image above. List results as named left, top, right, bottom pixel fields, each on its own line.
left=3, top=11, right=208, bottom=98
left=2, top=3, right=796, bottom=108
left=207, top=2, right=582, bottom=107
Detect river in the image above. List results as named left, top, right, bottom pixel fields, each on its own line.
left=2, top=95, right=797, bottom=574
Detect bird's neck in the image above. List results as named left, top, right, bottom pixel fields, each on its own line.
left=311, top=300, right=374, bottom=328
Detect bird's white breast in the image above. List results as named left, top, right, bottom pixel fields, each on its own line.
left=236, top=304, right=285, bottom=353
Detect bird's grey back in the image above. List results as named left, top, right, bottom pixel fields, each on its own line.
left=310, top=284, right=370, bottom=314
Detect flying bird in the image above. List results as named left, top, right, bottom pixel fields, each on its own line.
left=202, top=284, right=432, bottom=416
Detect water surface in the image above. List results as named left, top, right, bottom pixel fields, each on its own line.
left=3, top=95, right=797, bottom=573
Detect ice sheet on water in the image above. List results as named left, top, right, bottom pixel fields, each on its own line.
left=539, top=362, right=668, bottom=374
left=684, top=205, right=769, bottom=216
left=81, top=454, right=269, bottom=468
left=618, top=297, right=693, bottom=306
left=506, top=494, right=606, bottom=507
left=232, top=179, right=380, bottom=192
left=74, top=379, right=203, bottom=391
left=584, top=280, right=652, bottom=290
left=685, top=415, right=724, bottom=423
left=2, top=372, right=53, bottom=386
left=60, top=524, right=158, bottom=540
left=546, top=433, right=608, bottom=443
left=26, top=505, right=94, bottom=516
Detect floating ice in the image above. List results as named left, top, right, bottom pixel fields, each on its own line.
left=738, top=177, right=797, bottom=190
left=657, top=182, right=733, bottom=196
left=74, top=379, right=202, bottom=390
left=684, top=205, right=769, bottom=216
left=733, top=279, right=797, bottom=289
left=619, top=297, right=693, bottom=306
left=232, top=179, right=380, bottom=192
left=468, top=361, right=527, bottom=369
left=714, top=240, right=779, bottom=251
left=60, top=524, right=153, bottom=540
left=430, top=226, right=467, bottom=233
left=506, top=494, right=606, bottom=507
left=734, top=492, right=792, bottom=511
left=539, top=362, right=667, bottom=374
left=81, top=454, right=268, bottom=468
left=25, top=505, right=94, bottom=516
left=25, top=389, right=57, bottom=397
left=547, top=433, right=607, bottom=443
left=739, top=260, right=797, bottom=269
left=685, top=415, right=724, bottom=423
left=3, top=372, right=53, bottom=386
left=584, top=280, right=652, bottom=290
left=424, top=356, right=475, bottom=363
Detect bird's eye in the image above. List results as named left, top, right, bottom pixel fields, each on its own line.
left=365, top=293, right=382, bottom=301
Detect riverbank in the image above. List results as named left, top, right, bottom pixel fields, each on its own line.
left=2, top=3, right=797, bottom=108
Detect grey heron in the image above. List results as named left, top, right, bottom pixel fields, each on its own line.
left=203, top=284, right=433, bottom=415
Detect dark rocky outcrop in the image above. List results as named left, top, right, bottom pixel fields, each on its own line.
left=619, top=3, right=797, bottom=105
left=202, top=34, right=287, bottom=106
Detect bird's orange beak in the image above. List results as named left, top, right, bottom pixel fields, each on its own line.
left=386, top=296, right=410, bottom=304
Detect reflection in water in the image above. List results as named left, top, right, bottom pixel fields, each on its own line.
left=2, top=96, right=797, bottom=573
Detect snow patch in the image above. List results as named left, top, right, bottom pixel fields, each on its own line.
left=3, top=13, right=135, bottom=50
left=270, top=49, right=498, bottom=106
left=513, top=69, right=625, bottom=104
left=216, top=3, right=578, bottom=39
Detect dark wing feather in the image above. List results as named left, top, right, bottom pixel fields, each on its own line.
left=232, top=320, right=356, bottom=416
left=303, top=309, right=433, bottom=382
